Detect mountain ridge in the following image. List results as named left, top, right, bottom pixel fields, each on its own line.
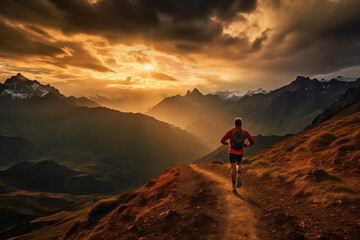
left=0, top=73, right=100, bottom=108
left=147, top=75, right=360, bottom=147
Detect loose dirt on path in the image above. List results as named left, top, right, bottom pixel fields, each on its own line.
left=190, top=164, right=259, bottom=240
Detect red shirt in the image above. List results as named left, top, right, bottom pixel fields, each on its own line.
left=220, top=126, right=255, bottom=155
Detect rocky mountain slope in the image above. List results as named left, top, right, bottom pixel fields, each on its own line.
left=5, top=87, right=359, bottom=239
left=147, top=76, right=360, bottom=148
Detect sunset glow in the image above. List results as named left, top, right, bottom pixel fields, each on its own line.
left=144, top=64, right=152, bottom=71
left=0, top=0, right=359, bottom=112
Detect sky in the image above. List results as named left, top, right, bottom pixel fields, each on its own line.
left=0, top=0, right=359, bottom=112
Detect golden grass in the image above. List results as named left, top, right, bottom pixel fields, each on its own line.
left=249, top=160, right=270, bottom=169
left=88, top=197, right=119, bottom=220
left=12, top=202, right=92, bottom=240
left=308, top=132, right=336, bottom=150
left=332, top=137, right=351, bottom=146
left=353, top=130, right=360, bottom=142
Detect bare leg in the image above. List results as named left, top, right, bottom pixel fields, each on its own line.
left=231, top=162, right=237, bottom=189
left=236, top=161, right=242, bottom=188
left=236, top=161, right=241, bottom=175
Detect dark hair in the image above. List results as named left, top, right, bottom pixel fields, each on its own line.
left=234, top=118, right=242, bottom=126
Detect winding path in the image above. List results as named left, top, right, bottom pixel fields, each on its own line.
left=190, top=164, right=259, bottom=240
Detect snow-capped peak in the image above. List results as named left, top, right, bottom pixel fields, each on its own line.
left=0, top=73, right=58, bottom=99
left=212, top=89, right=244, bottom=100
left=244, top=88, right=269, bottom=97
left=213, top=88, right=270, bottom=100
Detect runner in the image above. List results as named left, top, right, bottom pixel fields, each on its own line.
left=220, top=117, right=254, bottom=192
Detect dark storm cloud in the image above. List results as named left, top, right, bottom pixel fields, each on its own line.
left=0, top=18, right=114, bottom=72
left=0, top=19, right=64, bottom=57
left=266, top=0, right=360, bottom=75
left=0, top=0, right=359, bottom=78
left=251, top=29, right=270, bottom=51
left=26, top=25, right=52, bottom=38
left=274, top=0, right=360, bottom=52
left=0, top=0, right=257, bottom=44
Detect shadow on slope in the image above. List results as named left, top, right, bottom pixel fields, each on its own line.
left=0, top=160, right=113, bottom=195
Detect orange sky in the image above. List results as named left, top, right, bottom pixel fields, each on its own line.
left=0, top=0, right=359, bottom=112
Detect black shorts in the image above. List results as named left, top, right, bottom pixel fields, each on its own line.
left=229, top=153, right=243, bottom=163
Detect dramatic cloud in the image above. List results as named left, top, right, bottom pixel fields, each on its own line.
left=0, top=19, right=64, bottom=57
left=0, top=0, right=359, bottom=112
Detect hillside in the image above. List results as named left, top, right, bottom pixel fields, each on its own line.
left=311, top=85, right=360, bottom=125
left=0, top=160, right=112, bottom=194
left=0, top=135, right=38, bottom=167
left=6, top=94, right=359, bottom=239
left=0, top=74, right=210, bottom=193
left=194, top=134, right=290, bottom=163
left=147, top=76, right=360, bottom=147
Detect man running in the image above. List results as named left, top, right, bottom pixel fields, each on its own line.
left=220, top=117, right=254, bottom=192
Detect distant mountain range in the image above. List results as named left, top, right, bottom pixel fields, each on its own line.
left=0, top=74, right=210, bottom=192
left=147, top=76, right=360, bottom=147
left=0, top=73, right=100, bottom=107
left=212, top=88, right=269, bottom=101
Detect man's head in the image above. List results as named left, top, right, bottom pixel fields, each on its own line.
left=234, top=117, right=242, bottom=127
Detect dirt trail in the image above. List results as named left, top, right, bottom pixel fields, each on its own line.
left=190, top=164, right=259, bottom=240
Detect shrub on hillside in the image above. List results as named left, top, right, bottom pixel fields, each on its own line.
left=210, top=159, right=224, bottom=165
left=308, top=132, right=336, bottom=150
left=305, top=168, right=339, bottom=182
left=88, top=197, right=118, bottom=220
